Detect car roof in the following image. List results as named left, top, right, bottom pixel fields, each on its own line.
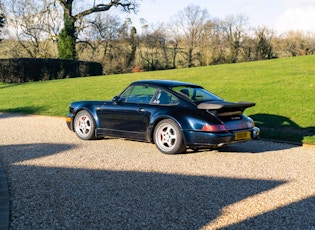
left=132, top=80, right=202, bottom=89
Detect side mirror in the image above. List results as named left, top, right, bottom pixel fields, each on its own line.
left=112, top=96, right=120, bottom=105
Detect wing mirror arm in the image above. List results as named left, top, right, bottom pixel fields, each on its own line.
left=112, top=96, right=121, bottom=105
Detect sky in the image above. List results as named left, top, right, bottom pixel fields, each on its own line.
left=126, top=0, right=315, bottom=34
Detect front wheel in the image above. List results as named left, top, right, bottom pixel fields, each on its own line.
left=74, top=110, right=96, bottom=140
left=154, top=119, right=186, bottom=154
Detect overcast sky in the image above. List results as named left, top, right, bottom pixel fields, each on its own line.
left=126, top=0, right=315, bottom=34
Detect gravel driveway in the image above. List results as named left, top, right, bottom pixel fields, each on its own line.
left=0, top=113, right=314, bottom=229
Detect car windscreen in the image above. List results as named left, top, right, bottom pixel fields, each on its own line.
left=171, top=86, right=222, bottom=102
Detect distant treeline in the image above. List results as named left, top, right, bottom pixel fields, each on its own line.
left=1, top=2, right=315, bottom=75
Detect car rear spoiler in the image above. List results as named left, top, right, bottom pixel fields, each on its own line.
left=197, top=101, right=256, bottom=116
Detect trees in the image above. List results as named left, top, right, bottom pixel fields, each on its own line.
left=253, top=27, right=274, bottom=60
left=139, top=24, right=170, bottom=71
left=0, top=0, right=5, bottom=41
left=279, top=31, right=314, bottom=57
left=57, top=0, right=139, bottom=59
left=220, top=15, right=248, bottom=63
left=80, top=16, right=138, bottom=74
left=77, top=14, right=126, bottom=72
left=166, top=25, right=180, bottom=69
left=173, top=5, right=209, bottom=68
left=6, top=0, right=61, bottom=58
left=2, top=2, right=315, bottom=73
left=3, top=0, right=139, bottom=60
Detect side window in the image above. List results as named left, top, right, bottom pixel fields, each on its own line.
left=172, top=86, right=193, bottom=100
left=125, top=85, right=157, bottom=104
left=194, top=89, right=208, bottom=101
left=120, top=86, right=133, bottom=101
left=152, top=89, right=179, bottom=105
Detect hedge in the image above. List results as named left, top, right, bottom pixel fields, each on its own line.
left=0, top=58, right=103, bottom=83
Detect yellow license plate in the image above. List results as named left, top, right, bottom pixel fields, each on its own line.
left=235, top=131, right=251, bottom=140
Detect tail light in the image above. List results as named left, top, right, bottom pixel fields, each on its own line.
left=248, top=120, right=255, bottom=128
left=202, top=123, right=227, bottom=132
left=246, top=118, right=255, bottom=128
left=202, top=118, right=255, bottom=132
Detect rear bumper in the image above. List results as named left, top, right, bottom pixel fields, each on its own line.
left=183, top=127, right=260, bottom=147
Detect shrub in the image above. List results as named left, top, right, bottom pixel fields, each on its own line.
left=0, top=58, right=103, bottom=83
left=131, top=65, right=144, bottom=73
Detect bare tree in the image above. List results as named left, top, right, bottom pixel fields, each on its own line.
left=0, top=0, right=5, bottom=41
left=57, top=0, right=139, bottom=59
left=139, top=24, right=169, bottom=71
left=173, top=5, right=210, bottom=68
left=3, top=0, right=139, bottom=60
left=206, top=18, right=227, bottom=64
left=197, top=19, right=217, bottom=66
left=165, top=22, right=182, bottom=69
left=254, top=26, right=274, bottom=60
left=78, top=15, right=138, bottom=73
left=278, top=31, right=315, bottom=57
left=220, top=14, right=248, bottom=63
left=77, top=14, right=122, bottom=61
left=5, top=0, right=61, bottom=58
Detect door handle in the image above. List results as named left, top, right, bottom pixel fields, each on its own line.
left=138, top=108, right=146, bottom=112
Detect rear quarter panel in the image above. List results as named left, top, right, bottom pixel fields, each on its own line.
left=147, top=104, right=212, bottom=142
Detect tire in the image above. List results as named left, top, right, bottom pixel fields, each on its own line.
left=154, top=119, right=186, bottom=154
left=74, top=110, right=96, bottom=140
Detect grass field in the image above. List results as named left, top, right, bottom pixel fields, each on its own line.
left=1, top=55, right=314, bottom=144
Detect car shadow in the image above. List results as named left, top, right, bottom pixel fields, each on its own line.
left=188, top=139, right=301, bottom=154
left=1, top=143, right=314, bottom=229
left=217, top=139, right=300, bottom=153
left=250, top=113, right=315, bottom=144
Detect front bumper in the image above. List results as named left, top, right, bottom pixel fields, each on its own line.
left=66, top=114, right=74, bottom=131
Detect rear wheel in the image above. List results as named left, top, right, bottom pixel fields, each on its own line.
left=154, top=119, right=186, bottom=154
left=74, top=110, right=96, bottom=140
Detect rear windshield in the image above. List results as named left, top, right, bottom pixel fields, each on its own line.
left=171, top=86, right=222, bottom=102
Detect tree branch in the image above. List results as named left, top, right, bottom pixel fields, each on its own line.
left=58, top=0, right=74, bottom=17
left=75, top=1, right=135, bottom=20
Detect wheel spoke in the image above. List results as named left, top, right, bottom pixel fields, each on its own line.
left=79, top=117, right=92, bottom=133
left=157, top=125, right=176, bottom=149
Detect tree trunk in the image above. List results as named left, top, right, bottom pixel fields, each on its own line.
left=58, top=13, right=76, bottom=59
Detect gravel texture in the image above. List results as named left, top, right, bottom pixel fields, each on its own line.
left=0, top=112, right=314, bottom=229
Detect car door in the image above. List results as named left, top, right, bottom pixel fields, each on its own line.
left=99, top=84, right=157, bottom=140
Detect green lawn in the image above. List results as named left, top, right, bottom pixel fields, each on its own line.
left=1, top=55, right=314, bottom=144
